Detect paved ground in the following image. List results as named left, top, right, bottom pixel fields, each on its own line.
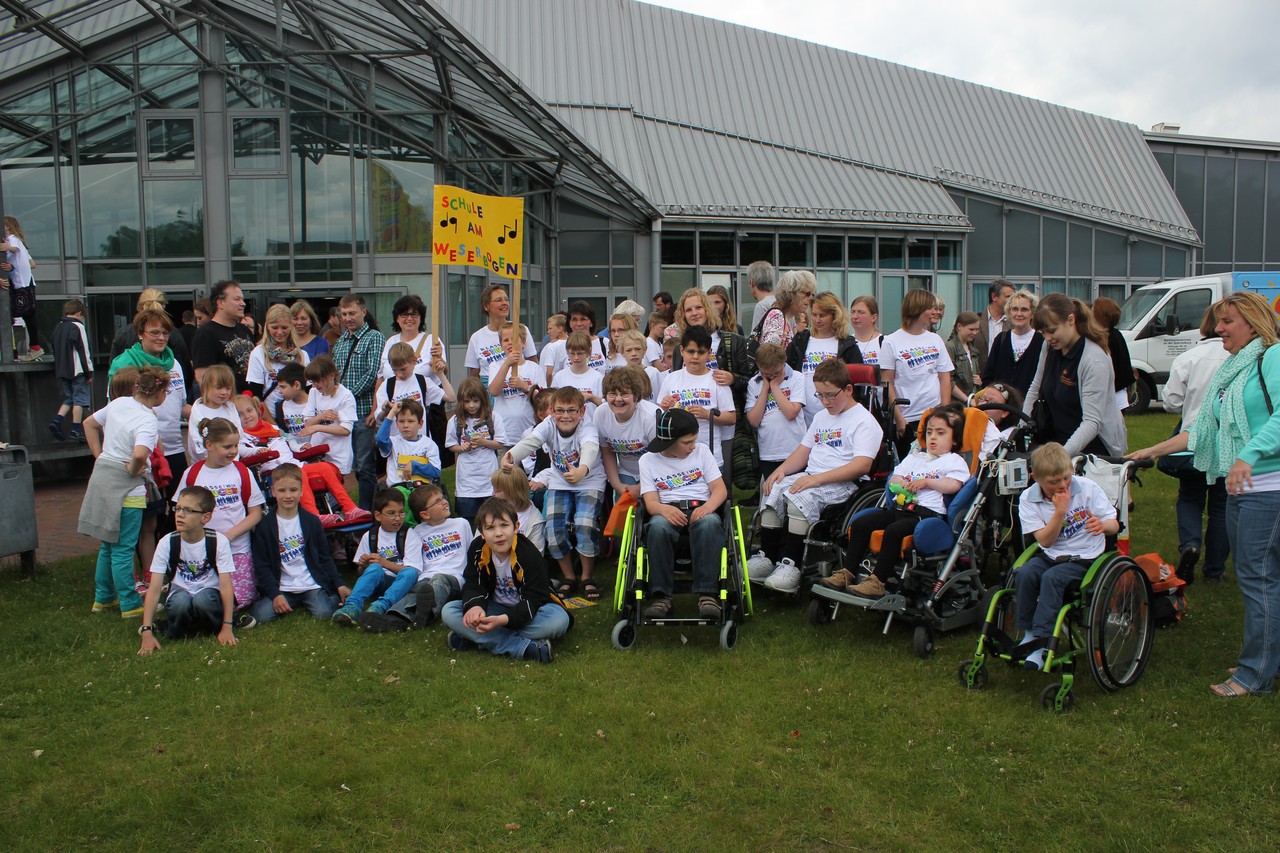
left=0, top=477, right=99, bottom=570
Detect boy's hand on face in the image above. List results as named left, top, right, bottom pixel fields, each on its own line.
left=1051, top=489, right=1071, bottom=515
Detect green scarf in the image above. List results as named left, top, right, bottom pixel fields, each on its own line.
left=1189, top=337, right=1264, bottom=480
left=108, top=343, right=175, bottom=382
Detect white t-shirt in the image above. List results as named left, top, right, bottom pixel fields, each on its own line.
left=447, top=413, right=510, bottom=498
left=410, top=517, right=473, bottom=582
left=354, top=526, right=420, bottom=578
left=155, top=363, right=186, bottom=456
left=305, top=385, right=358, bottom=474
left=379, top=332, right=446, bottom=387
left=384, top=432, right=442, bottom=486
left=523, top=417, right=607, bottom=492
left=802, top=402, right=882, bottom=476
left=4, top=233, right=33, bottom=288
left=745, top=367, right=812, bottom=462
left=93, top=397, right=159, bottom=498
left=373, top=372, right=445, bottom=416
left=517, top=503, right=546, bottom=552
left=187, top=400, right=241, bottom=461
left=246, top=346, right=309, bottom=411
left=492, top=552, right=520, bottom=606
left=657, top=368, right=735, bottom=464
left=645, top=336, right=664, bottom=366
left=1019, top=476, right=1116, bottom=561
left=149, top=531, right=234, bottom=596
left=465, top=326, right=536, bottom=384
left=551, top=367, right=604, bottom=419
left=893, top=450, right=972, bottom=514
left=593, top=399, right=660, bottom=481
left=1010, top=329, right=1038, bottom=363
left=801, top=336, right=840, bottom=375
left=856, top=335, right=882, bottom=367
left=585, top=337, right=608, bottom=374
left=276, top=514, right=319, bottom=593
left=491, top=360, right=544, bottom=438
left=176, top=461, right=266, bottom=555
left=276, top=398, right=309, bottom=440
left=640, top=444, right=722, bottom=504
left=541, top=338, right=567, bottom=381
left=882, top=329, right=954, bottom=421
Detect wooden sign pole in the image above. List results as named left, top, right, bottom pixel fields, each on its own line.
left=511, top=275, right=522, bottom=356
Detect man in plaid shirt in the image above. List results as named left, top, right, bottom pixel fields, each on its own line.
left=331, top=293, right=386, bottom=510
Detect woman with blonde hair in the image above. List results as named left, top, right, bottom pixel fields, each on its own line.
left=705, top=284, right=742, bottom=336
left=758, top=270, right=816, bottom=349
left=247, top=303, right=309, bottom=410
left=666, top=287, right=752, bottom=410
left=786, top=291, right=864, bottom=375
left=1129, top=292, right=1280, bottom=697
left=984, top=288, right=1043, bottom=398
left=290, top=298, right=329, bottom=358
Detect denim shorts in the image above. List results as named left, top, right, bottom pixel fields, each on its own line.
left=61, top=375, right=91, bottom=408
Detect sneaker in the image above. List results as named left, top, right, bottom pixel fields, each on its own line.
left=523, top=639, right=554, bottom=663
left=848, top=574, right=886, bottom=598
left=819, top=567, right=857, bottom=591
left=134, top=580, right=149, bottom=598
left=367, top=600, right=389, bottom=615
left=319, top=513, right=345, bottom=528
left=120, top=606, right=144, bottom=619
left=747, top=551, right=776, bottom=580
left=358, top=611, right=411, bottom=633
left=69, top=429, right=86, bottom=444
left=447, top=631, right=477, bottom=652
left=763, top=558, right=801, bottom=593
left=642, top=595, right=674, bottom=619
left=47, top=421, right=64, bottom=441
left=344, top=508, right=373, bottom=524
left=412, top=586, right=436, bottom=630
left=17, top=351, right=42, bottom=363
left=1177, top=546, right=1199, bottom=584
left=234, top=612, right=258, bottom=630
left=91, top=600, right=117, bottom=613
left=698, top=595, right=722, bottom=619
left=331, top=603, right=360, bottom=626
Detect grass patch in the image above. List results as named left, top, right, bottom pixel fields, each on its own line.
left=2, top=413, right=1278, bottom=850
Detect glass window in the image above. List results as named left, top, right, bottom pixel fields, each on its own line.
left=144, top=116, right=197, bottom=173
left=1, top=141, right=61, bottom=259
left=84, top=262, right=143, bottom=287
left=1042, top=218, right=1066, bottom=276
left=1165, top=247, right=1188, bottom=278
left=879, top=275, right=905, bottom=329
left=816, top=270, right=844, bottom=302
left=447, top=272, right=488, bottom=347
left=613, top=267, right=635, bottom=288
left=558, top=198, right=610, bottom=229
left=878, top=237, right=904, bottom=270
left=817, top=236, right=843, bottom=268
left=739, top=233, right=774, bottom=266
left=1152, top=151, right=1175, bottom=186
left=1005, top=210, right=1040, bottom=275
left=1094, top=230, right=1127, bottom=278
left=1269, top=163, right=1280, bottom=265
left=144, top=180, right=203, bottom=257
left=907, top=239, right=933, bottom=271
left=612, top=234, right=634, bottom=266
left=936, top=272, right=962, bottom=333
left=1236, top=158, right=1265, bottom=263
left=1067, top=278, right=1092, bottom=301
left=230, top=178, right=290, bottom=256
left=231, top=258, right=290, bottom=283
left=561, top=232, right=609, bottom=266
left=1174, top=152, right=1206, bottom=234
left=1204, top=156, right=1235, bottom=264
left=661, top=268, right=695, bottom=293
left=1042, top=277, right=1066, bottom=295
left=1131, top=240, right=1162, bottom=278
left=936, top=240, right=962, bottom=271
left=370, top=157, right=434, bottom=253
left=81, top=162, right=141, bottom=258
left=146, top=260, right=206, bottom=286
left=1068, top=224, right=1092, bottom=276
left=849, top=236, right=874, bottom=269
left=231, top=115, right=283, bottom=171
left=561, top=267, right=609, bottom=287
left=967, top=200, right=1003, bottom=275
left=1098, top=282, right=1128, bottom=305
left=89, top=292, right=142, bottom=352
left=847, top=271, right=875, bottom=307
left=1155, top=288, right=1213, bottom=332
left=699, top=231, right=734, bottom=266
left=295, top=257, right=353, bottom=283
left=661, top=232, right=695, bottom=265
left=778, top=235, right=812, bottom=267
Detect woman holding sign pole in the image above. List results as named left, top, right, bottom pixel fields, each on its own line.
left=465, top=284, right=537, bottom=385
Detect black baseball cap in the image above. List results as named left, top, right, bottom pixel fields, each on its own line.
left=648, top=408, right=699, bottom=452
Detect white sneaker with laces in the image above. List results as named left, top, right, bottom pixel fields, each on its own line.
left=746, top=551, right=775, bottom=581
left=763, top=558, right=801, bottom=593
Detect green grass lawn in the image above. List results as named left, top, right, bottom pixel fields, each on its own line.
left=2, top=413, right=1277, bottom=851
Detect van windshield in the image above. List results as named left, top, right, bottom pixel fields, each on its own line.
left=1117, top=288, right=1168, bottom=331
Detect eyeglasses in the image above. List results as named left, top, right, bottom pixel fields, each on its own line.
left=424, top=497, right=449, bottom=512
left=801, top=290, right=816, bottom=298
left=174, top=506, right=206, bottom=516
left=379, top=509, right=407, bottom=519
left=143, top=329, right=170, bottom=338
left=553, top=407, right=581, bottom=416
left=814, top=389, right=847, bottom=401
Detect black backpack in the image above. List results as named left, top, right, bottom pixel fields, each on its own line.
left=167, top=532, right=219, bottom=582
left=367, top=526, right=410, bottom=562
left=386, top=373, right=429, bottom=407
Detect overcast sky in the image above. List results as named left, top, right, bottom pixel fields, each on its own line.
left=645, top=0, right=1280, bottom=142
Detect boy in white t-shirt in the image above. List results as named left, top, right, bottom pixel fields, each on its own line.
left=540, top=313, right=568, bottom=385
left=638, top=408, right=728, bottom=620
left=502, top=386, right=606, bottom=601
left=272, top=362, right=310, bottom=440
left=617, top=329, right=662, bottom=403
left=881, top=289, right=955, bottom=459
left=331, top=488, right=421, bottom=628
left=301, top=355, right=357, bottom=479
left=465, top=283, right=537, bottom=384
left=137, top=486, right=238, bottom=654
left=376, top=399, right=441, bottom=488
left=551, top=331, right=605, bottom=418
left=745, top=343, right=812, bottom=486
left=373, top=342, right=452, bottom=423
left=657, top=326, right=735, bottom=468
left=756, top=358, right=882, bottom=593
left=489, top=321, right=544, bottom=438
left=646, top=311, right=668, bottom=367
left=1012, top=442, right=1118, bottom=671
left=394, top=482, right=475, bottom=629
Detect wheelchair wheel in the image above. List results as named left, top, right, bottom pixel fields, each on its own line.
left=719, top=620, right=739, bottom=651
left=611, top=620, right=637, bottom=651
left=1040, top=681, right=1076, bottom=712
left=912, top=624, right=935, bottom=659
left=956, top=659, right=988, bottom=690
left=808, top=596, right=835, bottom=626
left=1085, top=558, right=1153, bottom=692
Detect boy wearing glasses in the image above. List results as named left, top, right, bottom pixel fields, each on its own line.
left=331, top=488, right=421, bottom=627
left=402, top=482, right=475, bottom=628
left=551, top=330, right=604, bottom=418
left=754, top=358, right=881, bottom=593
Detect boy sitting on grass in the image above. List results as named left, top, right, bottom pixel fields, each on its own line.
left=638, top=408, right=728, bottom=620
left=138, top=486, right=237, bottom=655
left=397, top=482, right=473, bottom=631
left=332, top=488, right=419, bottom=627
left=441, top=497, right=571, bottom=663
left=1014, top=442, right=1118, bottom=671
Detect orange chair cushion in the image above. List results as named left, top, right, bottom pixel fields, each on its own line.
left=869, top=531, right=914, bottom=556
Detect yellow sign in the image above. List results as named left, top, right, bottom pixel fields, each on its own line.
left=432, top=185, right=524, bottom=280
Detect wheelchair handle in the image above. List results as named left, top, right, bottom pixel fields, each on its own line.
left=976, top=402, right=1034, bottom=425
left=1090, top=455, right=1154, bottom=470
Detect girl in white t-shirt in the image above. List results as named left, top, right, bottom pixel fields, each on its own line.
left=491, top=467, right=547, bottom=553
left=880, top=289, right=954, bottom=460
left=447, top=377, right=510, bottom=527
left=850, top=295, right=882, bottom=367
left=79, top=365, right=169, bottom=617
left=594, top=364, right=660, bottom=500
left=838, top=406, right=972, bottom=598
left=187, top=364, right=243, bottom=463
left=246, top=303, right=309, bottom=412
left=176, top=416, right=266, bottom=609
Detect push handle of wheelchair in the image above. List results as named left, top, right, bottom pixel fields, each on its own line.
left=1089, top=455, right=1154, bottom=470
left=976, top=402, right=1033, bottom=424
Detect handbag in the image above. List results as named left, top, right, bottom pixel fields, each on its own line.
left=10, top=283, right=36, bottom=319
left=1156, top=419, right=1199, bottom=479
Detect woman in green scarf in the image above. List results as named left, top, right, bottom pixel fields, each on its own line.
left=1130, top=292, right=1280, bottom=697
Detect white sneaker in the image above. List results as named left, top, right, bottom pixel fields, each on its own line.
left=747, top=551, right=775, bottom=580
left=763, top=558, right=801, bottom=593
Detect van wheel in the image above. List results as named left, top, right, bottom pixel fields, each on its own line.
left=1124, top=377, right=1152, bottom=415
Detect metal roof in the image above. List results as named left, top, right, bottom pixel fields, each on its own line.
left=435, top=0, right=1198, bottom=241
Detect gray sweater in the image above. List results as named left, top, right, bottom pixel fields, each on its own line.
left=78, top=458, right=145, bottom=542
left=1024, top=337, right=1127, bottom=457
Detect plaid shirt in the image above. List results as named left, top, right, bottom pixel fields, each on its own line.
left=331, top=321, right=385, bottom=418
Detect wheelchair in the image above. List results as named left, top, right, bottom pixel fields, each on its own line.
left=957, top=455, right=1156, bottom=711
left=807, top=406, right=997, bottom=657
left=611, top=498, right=753, bottom=651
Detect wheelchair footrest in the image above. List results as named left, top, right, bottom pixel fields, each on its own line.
left=867, top=593, right=907, bottom=612
left=643, top=616, right=725, bottom=628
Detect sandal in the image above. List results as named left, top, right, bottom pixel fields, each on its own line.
left=555, top=579, right=577, bottom=597
left=1210, top=679, right=1251, bottom=698
left=581, top=580, right=602, bottom=602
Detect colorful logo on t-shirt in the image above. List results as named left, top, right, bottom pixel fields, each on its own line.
left=167, top=368, right=184, bottom=395
left=764, top=387, right=793, bottom=416
left=812, top=427, right=844, bottom=448
left=174, top=557, right=212, bottom=585
left=671, top=387, right=713, bottom=410
left=420, top=528, right=464, bottom=563
left=479, top=343, right=506, bottom=369
left=501, top=378, right=527, bottom=399
left=802, top=352, right=831, bottom=373
left=898, top=345, right=941, bottom=370
left=1060, top=507, right=1092, bottom=539
left=608, top=438, right=648, bottom=457
left=587, top=351, right=607, bottom=372
left=463, top=423, right=493, bottom=443
left=552, top=447, right=582, bottom=473
left=860, top=345, right=880, bottom=366
left=706, top=355, right=719, bottom=370
left=653, top=468, right=704, bottom=491
left=282, top=412, right=306, bottom=436
left=279, top=529, right=306, bottom=565
left=209, top=483, right=242, bottom=510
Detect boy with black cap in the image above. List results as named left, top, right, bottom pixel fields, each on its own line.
left=637, top=407, right=728, bottom=619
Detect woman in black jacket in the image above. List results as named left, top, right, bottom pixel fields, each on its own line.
left=786, top=291, right=865, bottom=375
left=1092, top=296, right=1136, bottom=412
left=983, top=289, right=1043, bottom=399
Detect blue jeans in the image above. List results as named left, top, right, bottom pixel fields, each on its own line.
left=351, top=418, right=378, bottom=511
left=440, top=599, right=571, bottom=660
left=346, top=565, right=417, bottom=611
left=454, top=496, right=487, bottom=527
left=165, top=587, right=224, bottom=638
left=645, top=513, right=725, bottom=596
left=248, top=587, right=340, bottom=623
left=1014, top=554, right=1089, bottom=638
left=1176, top=475, right=1229, bottom=578
left=1224, top=491, right=1280, bottom=693
left=94, top=505, right=144, bottom=612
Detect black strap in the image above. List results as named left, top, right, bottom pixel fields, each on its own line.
left=337, top=328, right=366, bottom=385
left=396, top=527, right=408, bottom=562
left=168, top=532, right=218, bottom=579
left=1259, top=351, right=1274, bottom=415
left=275, top=399, right=286, bottom=430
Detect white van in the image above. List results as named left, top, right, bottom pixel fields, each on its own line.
left=1117, top=271, right=1280, bottom=409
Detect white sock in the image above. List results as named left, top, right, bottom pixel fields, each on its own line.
left=1024, top=648, right=1047, bottom=670
left=1021, top=630, right=1036, bottom=645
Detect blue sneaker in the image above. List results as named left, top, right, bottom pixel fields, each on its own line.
left=367, top=600, right=389, bottom=615
left=446, top=631, right=477, bottom=652
left=331, top=603, right=360, bottom=626
left=523, top=639, right=554, bottom=664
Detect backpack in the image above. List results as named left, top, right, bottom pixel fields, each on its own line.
left=386, top=373, right=429, bottom=407
left=745, top=307, right=778, bottom=367
left=167, top=531, right=219, bottom=583
left=722, top=333, right=759, bottom=493
left=186, top=459, right=253, bottom=508
left=367, top=525, right=410, bottom=561
left=1135, top=553, right=1188, bottom=627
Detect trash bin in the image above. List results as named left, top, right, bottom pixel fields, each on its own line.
left=0, top=445, right=38, bottom=577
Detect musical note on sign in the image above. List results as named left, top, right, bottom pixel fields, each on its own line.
left=497, top=220, right=519, bottom=245
left=439, top=216, right=458, bottom=233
